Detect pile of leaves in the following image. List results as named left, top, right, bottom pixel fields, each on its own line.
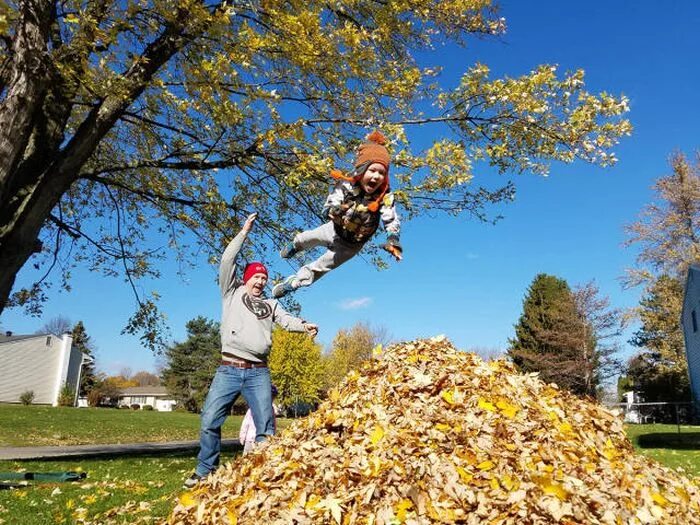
left=169, top=336, right=700, bottom=524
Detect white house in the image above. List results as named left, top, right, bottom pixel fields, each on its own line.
left=0, top=332, right=85, bottom=406
left=118, top=386, right=177, bottom=411
left=681, top=265, right=700, bottom=410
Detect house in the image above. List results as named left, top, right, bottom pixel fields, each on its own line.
left=682, top=264, right=700, bottom=410
left=118, top=386, right=177, bottom=411
left=0, top=332, right=85, bottom=406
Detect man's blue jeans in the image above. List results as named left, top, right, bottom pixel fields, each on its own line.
left=195, top=365, right=274, bottom=477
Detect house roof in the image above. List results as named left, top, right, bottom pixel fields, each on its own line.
left=119, top=386, right=169, bottom=396
left=0, top=333, right=48, bottom=344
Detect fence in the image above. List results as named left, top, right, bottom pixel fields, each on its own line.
left=604, top=401, right=696, bottom=427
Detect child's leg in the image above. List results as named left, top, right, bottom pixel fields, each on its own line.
left=293, top=221, right=335, bottom=252
left=294, top=237, right=363, bottom=288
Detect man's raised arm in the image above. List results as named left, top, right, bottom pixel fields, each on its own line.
left=219, top=213, right=257, bottom=295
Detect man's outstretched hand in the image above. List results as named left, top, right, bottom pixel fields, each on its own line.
left=242, top=212, right=257, bottom=233
left=304, top=323, right=319, bottom=338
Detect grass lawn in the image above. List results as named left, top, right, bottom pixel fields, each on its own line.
left=0, top=404, right=241, bottom=447
left=0, top=451, right=207, bottom=524
left=625, top=423, right=700, bottom=477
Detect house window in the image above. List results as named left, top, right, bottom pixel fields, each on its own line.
left=693, top=309, right=698, bottom=333
left=131, top=396, right=148, bottom=404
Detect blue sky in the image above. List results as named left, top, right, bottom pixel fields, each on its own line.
left=2, top=1, right=700, bottom=375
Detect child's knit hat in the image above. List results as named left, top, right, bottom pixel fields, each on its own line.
left=355, top=130, right=391, bottom=170
left=243, top=262, right=268, bottom=283
left=331, top=131, right=391, bottom=212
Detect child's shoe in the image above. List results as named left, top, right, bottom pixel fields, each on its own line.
left=280, top=242, right=298, bottom=259
left=272, top=276, right=297, bottom=299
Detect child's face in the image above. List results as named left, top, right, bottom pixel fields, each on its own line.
left=360, top=163, right=387, bottom=194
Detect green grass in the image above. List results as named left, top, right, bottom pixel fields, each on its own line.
left=625, top=423, right=700, bottom=477
left=0, top=451, right=210, bottom=524
left=0, top=404, right=241, bottom=446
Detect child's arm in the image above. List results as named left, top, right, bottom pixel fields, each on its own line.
left=380, top=194, right=402, bottom=261
left=322, top=182, right=350, bottom=220
left=239, top=409, right=255, bottom=443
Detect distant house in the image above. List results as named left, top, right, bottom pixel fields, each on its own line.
left=682, top=265, right=700, bottom=410
left=0, top=332, right=85, bottom=406
left=118, top=386, right=177, bottom=411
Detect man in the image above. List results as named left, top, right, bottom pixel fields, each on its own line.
left=184, top=212, right=318, bottom=488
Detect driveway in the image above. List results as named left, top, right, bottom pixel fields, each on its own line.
left=0, top=439, right=241, bottom=460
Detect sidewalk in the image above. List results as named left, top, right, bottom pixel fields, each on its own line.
left=0, top=439, right=241, bottom=461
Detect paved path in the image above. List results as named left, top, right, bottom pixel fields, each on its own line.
left=0, top=439, right=241, bottom=461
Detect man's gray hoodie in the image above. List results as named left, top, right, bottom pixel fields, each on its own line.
left=219, top=229, right=308, bottom=363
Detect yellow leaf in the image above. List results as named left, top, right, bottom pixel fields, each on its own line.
left=440, top=389, right=455, bottom=404
left=372, top=344, right=383, bottom=358
left=179, top=492, right=197, bottom=508
left=435, top=423, right=451, bottom=432
left=305, top=494, right=321, bottom=511
left=226, top=509, right=238, bottom=524
left=395, top=499, right=414, bottom=522
left=478, top=398, right=496, bottom=412
left=370, top=425, right=385, bottom=444
left=651, top=492, right=668, bottom=507
left=496, top=399, right=519, bottom=418
left=456, top=466, right=473, bottom=483
left=477, top=460, right=495, bottom=471
left=533, top=475, right=569, bottom=501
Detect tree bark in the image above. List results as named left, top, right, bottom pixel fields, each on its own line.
left=0, top=6, right=206, bottom=314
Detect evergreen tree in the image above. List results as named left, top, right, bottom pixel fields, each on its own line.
left=161, top=317, right=221, bottom=412
left=269, top=328, right=324, bottom=410
left=72, top=321, right=97, bottom=397
left=626, top=275, right=690, bottom=401
left=508, top=274, right=621, bottom=397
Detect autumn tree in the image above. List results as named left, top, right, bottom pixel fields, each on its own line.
left=624, top=152, right=700, bottom=287
left=72, top=320, right=97, bottom=396
left=0, top=0, right=631, bottom=348
left=37, top=315, right=72, bottom=335
left=160, top=316, right=220, bottom=412
left=132, top=370, right=160, bottom=387
left=623, top=152, right=699, bottom=400
left=323, top=322, right=389, bottom=391
left=625, top=275, right=690, bottom=401
left=571, top=281, right=623, bottom=397
left=269, top=327, right=324, bottom=410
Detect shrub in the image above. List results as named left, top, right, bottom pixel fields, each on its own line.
left=131, top=403, right=141, bottom=410
left=19, top=390, right=34, bottom=405
left=119, top=404, right=131, bottom=409
left=142, top=404, right=154, bottom=411
left=87, top=388, right=103, bottom=407
left=58, top=383, right=76, bottom=407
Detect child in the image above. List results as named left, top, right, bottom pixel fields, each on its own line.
left=272, top=131, right=402, bottom=299
left=239, top=384, right=278, bottom=455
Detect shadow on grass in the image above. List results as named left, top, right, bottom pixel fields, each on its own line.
left=636, top=433, right=700, bottom=450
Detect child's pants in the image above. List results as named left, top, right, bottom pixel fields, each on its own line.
left=291, top=221, right=364, bottom=288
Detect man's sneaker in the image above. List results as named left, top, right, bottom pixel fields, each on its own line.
left=280, top=242, right=298, bottom=259
left=182, top=473, right=203, bottom=490
left=272, top=276, right=296, bottom=299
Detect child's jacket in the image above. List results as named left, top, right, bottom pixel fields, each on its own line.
left=323, top=181, right=400, bottom=244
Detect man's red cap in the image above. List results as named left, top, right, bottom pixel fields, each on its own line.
left=243, top=262, right=268, bottom=283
